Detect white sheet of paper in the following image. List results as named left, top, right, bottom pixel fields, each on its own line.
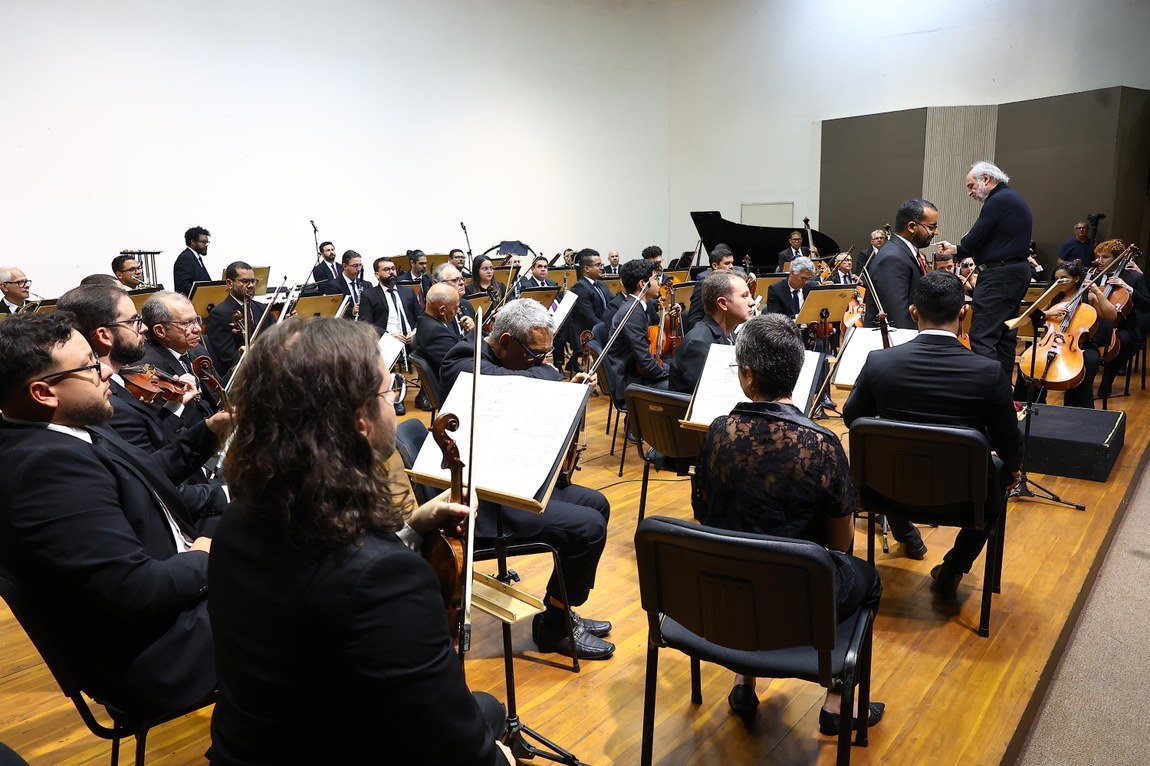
left=832, top=326, right=917, bottom=389
left=409, top=372, right=588, bottom=505
left=377, top=332, right=406, bottom=369
left=685, top=344, right=822, bottom=428
left=550, top=290, right=579, bottom=333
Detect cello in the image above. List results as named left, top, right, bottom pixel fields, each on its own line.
left=422, top=413, right=470, bottom=650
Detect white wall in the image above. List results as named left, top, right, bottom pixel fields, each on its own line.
left=666, top=0, right=1150, bottom=250
left=0, top=0, right=669, bottom=297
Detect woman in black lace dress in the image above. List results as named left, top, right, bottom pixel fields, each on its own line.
left=692, top=313, right=884, bottom=736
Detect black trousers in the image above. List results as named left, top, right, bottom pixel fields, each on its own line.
left=477, top=484, right=610, bottom=607
left=970, top=261, right=1032, bottom=380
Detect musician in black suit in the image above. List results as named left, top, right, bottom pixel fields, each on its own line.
left=670, top=271, right=754, bottom=394
left=332, top=250, right=371, bottom=319
left=0, top=267, right=31, bottom=314
left=602, top=249, right=621, bottom=276
left=566, top=249, right=613, bottom=342
left=843, top=271, right=1023, bottom=592
left=359, top=256, right=419, bottom=340
left=206, top=317, right=512, bottom=764
left=140, top=291, right=219, bottom=425
left=0, top=312, right=223, bottom=713
left=400, top=249, right=435, bottom=302
left=439, top=300, right=615, bottom=661
left=855, top=230, right=887, bottom=275
left=777, top=230, right=815, bottom=273
left=863, top=199, right=936, bottom=332
left=413, top=283, right=468, bottom=388
left=449, top=248, right=472, bottom=280
left=173, top=226, right=212, bottom=296
left=310, top=241, right=343, bottom=295
left=206, top=261, right=276, bottom=379
left=684, top=244, right=736, bottom=332
left=765, top=257, right=815, bottom=318
left=512, top=255, right=558, bottom=298
left=432, top=263, right=477, bottom=335
left=605, top=258, right=668, bottom=395
left=826, top=253, right=858, bottom=285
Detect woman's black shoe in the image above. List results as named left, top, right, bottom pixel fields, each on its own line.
left=727, top=684, right=759, bottom=718
left=818, top=701, right=885, bottom=735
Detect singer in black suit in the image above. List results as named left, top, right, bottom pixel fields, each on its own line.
left=863, top=200, right=937, bottom=332
left=843, top=271, right=1023, bottom=591
left=0, top=313, right=219, bottom=713
left=206, top=262, right=276, bottom=379
left=173, top=226, right=212, bottom=296
left=310, top=241, right=343, bottom=295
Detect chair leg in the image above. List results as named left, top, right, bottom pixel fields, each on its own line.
left=618, top=414, right=628, bottom=477
left=978, top=529, right=996, bottom=639
left=994, top=506, right=1007, bottom=593
left=837, top=670, right=855, bottom=766
left=866, top=512, right=876, bottom=565
left=641, top=644, right=659, bottom=766
left=638, top=461, right=651, bottom=521
left=606, top=398, right=614, bottom=434
left=689, top=657, right=702, bottom=705
left=134, top=726, right=149, bottom=766
left=855, top=614, right=874, bottom=748
left=609, top=409, right=620, bottom=455
left=109, top=737, right=120, bottom=766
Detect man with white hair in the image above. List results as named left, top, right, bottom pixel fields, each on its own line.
left=0, top=267, right=31, bottom=314
left=937, top=161, right=1033, bottom=378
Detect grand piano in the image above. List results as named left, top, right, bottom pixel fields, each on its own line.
left=690, top=211, right=841, bottom=274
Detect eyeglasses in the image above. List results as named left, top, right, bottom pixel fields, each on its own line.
left=35, top=358, right=102, bottom=383
left=728, top=363, right=745, bottom=375
left=118, top=266, right=143, bottom=273
left=105, top=315, right=145, bottom=329
left=510, top=334, right=547, bottom=367
left=234, top=278, right=260, bottom=287
left=2, top=279, right=31, bottom=287
left=445, top=277, right=466, bottom=285
left=913, top=221, right=940, bottom=232
left=163, top=317, right=203, bottom=329
left=960, top=261, right=976, bottom=269
left=379, top=375, right=407, bottom=405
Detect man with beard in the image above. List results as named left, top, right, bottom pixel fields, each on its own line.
left=360, top=256, right=419, bottom=344
left=112, top=254, right=146, bottom=289
left=173, top=225, right=212, bottom=296
left=449, top=248, right=472, bottom=280
left=0, top=312, right=220, bottom=713
left=310, top=240, right=342, bottom=295
left=864, top=199, right=939, bottom=333
left=206, top=261, right=276, bottom=379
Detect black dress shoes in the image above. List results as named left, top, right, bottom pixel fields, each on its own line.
left=531, top=613, right=615, bottom=660
left=892, top=530, right=927, bottom=560
left=727, top=684, right=759, bottom=719
left=394, top=402, right=406, bottom=416
left=570, top=611, right=611, bottom=638
left=930, top=563, right=963, bottom=598
left=818, top=701, right=885, bottom=735
left=415, top=391, right=432, bottom=411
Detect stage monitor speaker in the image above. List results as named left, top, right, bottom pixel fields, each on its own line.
left=1025, top=404, right=1125, bottom=482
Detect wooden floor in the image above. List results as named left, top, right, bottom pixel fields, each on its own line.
left=1, top=377, right=1146, bottom=765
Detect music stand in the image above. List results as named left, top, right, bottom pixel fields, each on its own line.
left=664, top=269, right=690, bottom=283
left=31, top=300, right=59, bottom=314
left=396, top=280, right=423, bottom=307
left=397, top=253, right=451, bottom=274
left=188, top=281, right=230, bottom=319
left=600, top=277, right=625, bottom=297
left=795, top=285, right=856, bottom=334
left=291, top=294, right=348, bottom=318
left=126, top=288, right=161, bottom=315
left=756, top=274, right=788, bottom=297
left=667, top=281, right=696, bottom=317
left=518, top=287, right=559, bottom=311
left=465, top=293, right=493, bottom=318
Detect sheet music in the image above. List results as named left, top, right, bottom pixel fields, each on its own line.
left=832, top=326, right=917, bottom=389
left=684, top=344, right=822, bottom=429
left=377, top=332, right=406, bottom=369
left=550, top=290, right=579, bottom=332
left=409, top=372, right=589, bottom=507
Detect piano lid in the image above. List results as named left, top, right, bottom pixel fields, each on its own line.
left=690, top=211, right=841, bottom=271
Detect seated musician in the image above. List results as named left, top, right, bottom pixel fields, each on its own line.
left=684, top=243, right=736, bottom=331
left=605, top=258, right=669, bottom=394
left=765, top=256, right=814, bottom=317
left=843, top=271, right=1023, bottom=589
left=467, top=255, right=507, bottom=304
left=413, top=282, right=470, bottom=393
left=440, top=300, right=615, bottom=660
left=693, top=313, right=884, bottom=735
left=433, top=262, right=478, bottom=332
left=958, top=257, right=979, bottom=295
left=140, top=291, right=218, bottom=427
left=1023, top=260, right=1116, bottom=409
left=0, top=312, right=219, bottom=714
left=932, top=251, right=956, bottom=273
left=512, top=255, right=558, bottom=298
left=827, top=253, right=857, bottom=284
left=208, top=317, right=514, bottom=765
left=206, top=261, right=276, bottom=379
left=669, top=270, right=754, bottom=394
left=1095, top=239, right=1150, bottom=399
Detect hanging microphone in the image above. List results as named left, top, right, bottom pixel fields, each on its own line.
left=310, top=220, right=318, bottom=233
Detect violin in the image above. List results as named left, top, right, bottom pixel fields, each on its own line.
left=421, top=413, right=469, bottom=649
left=119, top=364, right=195, bottom=405
left=843, top=285, right=866, bottom=329
left=192, top=356, right=231, bottom=413
left=559, top=330, right=597, bottom=484
left=743, top=255, right=757, bottom=298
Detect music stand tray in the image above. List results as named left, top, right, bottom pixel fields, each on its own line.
left=292, top=294, right=347, bottom=319
left=465, top=293, right=493, bottom=317
left=795, top=285, right=856, bottom=326
left=518, top=287, right=559, bottom=310
left=601, top=277, right=625, bottom=296
left=397, top=280, right=423, bottom=306
left=188, top=282, right=230, bottom=319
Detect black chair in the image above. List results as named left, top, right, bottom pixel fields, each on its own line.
left=848, top=417, right=1005, bottom=638
left=392, top=418, right=581, bottom=671
left=407, top=354, right=441, bottom=421
left=623, top=384, right=703, bottom=521
left=634, top=516, right=877, bottom=766
left=0, top=564, right=217, bottom=766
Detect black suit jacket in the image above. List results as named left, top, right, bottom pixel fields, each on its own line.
left=669, top=315, right=730, bottom=394
left=413, top=313, right=465, bottom=385
left=173, top=247, right=211, bottom=296
left=401, top=271, right=435, bottom=301
left=207, top=509, right=502, bottom=765
left=828, top=269, right=857, bottom=286
left=0, top=302, right=12, bottom=315
left=601, top=264, right=620, bottom=276
left=0, top=422, right=215, bottom=711
left=863, top=238, right=922, bottom=331
left=205, top=295, right=275, bottom=378
left=842, top=333, right=1023, bottom=471
left=765, top=278, right=811, bottom=318
left=513, top=275, right=558, bottom=299
left=605, top=295, right=668, bottom=399
left=139, top=338, right=218, bottom=425
left=567, top=278, right=612, bottom=341
left=777, top=247, right=811, bottom=273
left=311, top=259, right=344, bottom=295
left=855, top=245, right=879, bottom=275
left=359, top=284, right=420, bottom=337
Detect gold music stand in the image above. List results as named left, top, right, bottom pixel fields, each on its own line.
left=795, top=285, right=857, bottom=329
left=601, top=277, right=625, bottom=296
left=291, top=294, right=347, bottom=319
left=465, top=293, right=493, bottom=317
left=757, top=274, right=788, bottom=296
left=518, top=287, right=559, bottom=310
left=127, top=288, right=161, bottom=315
left=188, top=282, right=230, bottom=319
left=396, top=280, right=423, bottom=306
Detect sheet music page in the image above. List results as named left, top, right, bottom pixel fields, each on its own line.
left=686, top=344, right=822, bottom=428
left=832, top=326, right=918, bottom=389
left=410, top=372, right=588, bottom=505
left=550, top=290, right=579, bottom=332
left=377, top=333, right=405, bottom=369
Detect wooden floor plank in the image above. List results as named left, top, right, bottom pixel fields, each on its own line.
left=1, top=376, right=1145, bottom=764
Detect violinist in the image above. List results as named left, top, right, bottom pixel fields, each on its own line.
left=439, top=300, right=614, bottom=660
left=958, top=258, right=978, bottom=294
left=140, top=291, right=219, bottom=423
left=684, top=243, right=737, bottom=331
left=466, top=255, right=506, bottom=304
left=827, top=253, right=858, bottom=285
left=932, top=252, right=956, bottom=274
left=604, top=259, right=669, bottom=392
left=206, top=261, right=276, bottom=379
left=1095, top=239, right=1150, bottom=399
left=1030, top=260, right=1117, bottom=409
left=670, top=271, right=754, bottom=394
left=208, top=318, right=515, bottom=764
left=765, top=257, right=814, bottom=317
left=433, top=263, right=478, bottom=333
left=564, top=249, right=613, bottom=368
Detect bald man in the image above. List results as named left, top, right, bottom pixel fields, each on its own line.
left=413, top=282, right=471, bottom=395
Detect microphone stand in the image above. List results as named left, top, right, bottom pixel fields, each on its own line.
left=460, top=221, right=474, bottom=260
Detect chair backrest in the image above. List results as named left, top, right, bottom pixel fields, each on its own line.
left=394, top=418, right=433, bottom=505
left=848, top=416, right=990, bottom=528
left=624, top=384, right=703, bottom=460
left=408, top=354, right=441, bottom=411
left=634, top=516, right=840, bottom=682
